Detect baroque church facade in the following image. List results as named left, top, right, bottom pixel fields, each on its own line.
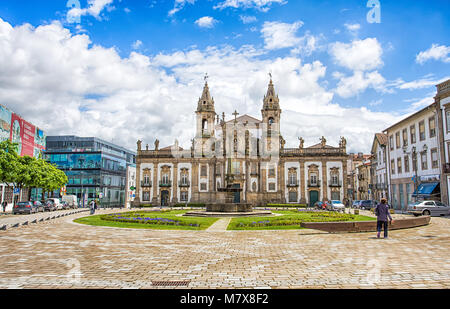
left=134, top=77, right=348, bottom=207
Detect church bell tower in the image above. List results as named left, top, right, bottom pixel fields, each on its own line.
left=195, top=75, right=216, bottom=156
left=261, top=76, right=281, bottom=151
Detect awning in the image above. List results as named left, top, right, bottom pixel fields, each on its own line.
left=412, top=182, right=440, bottom=197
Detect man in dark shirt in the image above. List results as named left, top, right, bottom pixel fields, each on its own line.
left=375, top=198, right=393, bottom=238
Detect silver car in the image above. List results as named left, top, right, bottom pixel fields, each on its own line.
left=407, top=200, right=450, bottom=217
left=329, top=200, right=345, bottom=212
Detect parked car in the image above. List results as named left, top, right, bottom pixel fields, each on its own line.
left=46, top=198, right=63, bottom=210
left=328, top=200, right=345, bottom=212
left=61, top=201, right=70, bottom=210
left=352, top=200, right=361, bottom=208
left=359, top=200, right=377, bottom=210
left=33, top=201, right=45, bottom=213
left=62, top=195, right=78, bottom=209
left=314, top=201, right=330, bottom=210
left=13, top=201, right=41, bottom=215
left=407, top=200, right=450, bottom=217
left=43, top=200, right=57, bottom=212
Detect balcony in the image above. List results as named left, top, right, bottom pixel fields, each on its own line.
left=159, top=181, right=172, bottom=187
left=141, top=181, right=152, bottom=187
left=307, top=180, right=321, bottom=188
left=329, top=180, right=342, bottom=188
left=179, top=180, right=191, bottom=187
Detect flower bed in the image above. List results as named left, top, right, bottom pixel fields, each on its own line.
left=229, top=211, right=374, bottom=230
left=94, top=210, right=218, bottom=230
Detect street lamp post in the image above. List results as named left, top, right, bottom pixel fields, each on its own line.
left=403, top=145, right=418, bottom=205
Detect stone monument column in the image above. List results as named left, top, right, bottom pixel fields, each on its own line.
left=300, top=160, right=306, bottom=204
left=152, top=163, right=158, bottom=205
left=172, top=162, right=178, bottom=204
left=322, top=160, right=328, bottom=201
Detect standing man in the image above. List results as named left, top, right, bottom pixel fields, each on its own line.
left=2, top=200, right=7, bottom=213
left=375, top=198, right=393, bottom=239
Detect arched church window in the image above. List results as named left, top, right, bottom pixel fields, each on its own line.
left=268, top=117, right=274, bottom=126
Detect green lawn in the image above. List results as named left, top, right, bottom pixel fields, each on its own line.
left=228, top=210, right=376, bottom=230
left=74, top=210, right=219, bottom=231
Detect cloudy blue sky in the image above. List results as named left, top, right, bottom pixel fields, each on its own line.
left=0, top=0, right=449, bottom=153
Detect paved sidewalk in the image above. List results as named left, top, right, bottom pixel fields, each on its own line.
left=206, top=218, right=231, bottom=231
left=0, top=211, right=449, bottom=289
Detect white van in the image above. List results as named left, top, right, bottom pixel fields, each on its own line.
left=46, top=198, right=63, bottom=210
left=62, top=195, right=78, bottom=209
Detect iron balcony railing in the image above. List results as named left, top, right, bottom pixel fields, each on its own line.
left=141, top=181, right=152, bottom=187
left=159, top=180, right=172, bottom=187
left=286, top=180, right=299, bottom=187
left=307, top=180, right=321, bottom=187
left=178, top=180, right=191, bottom=187
left=329, top=180, right=342, bottom=187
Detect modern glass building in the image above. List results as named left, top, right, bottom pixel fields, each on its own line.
left=44, top=136, right=136, bottom=208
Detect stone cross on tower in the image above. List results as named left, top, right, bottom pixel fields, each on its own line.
left=232, top=110, right=239, bottom=123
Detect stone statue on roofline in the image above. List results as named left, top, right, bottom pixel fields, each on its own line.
left=340, top=136, right=347, bottom=149
left=155, top=139, right=160, bottom=151
left=320, top=136, right=327, bottom=147
left=298, top=137, right=304, bottom=149
left=137, top=140, right=142, bottom=151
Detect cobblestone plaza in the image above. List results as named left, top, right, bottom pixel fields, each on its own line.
left=0, top=210, right=449, bottom=289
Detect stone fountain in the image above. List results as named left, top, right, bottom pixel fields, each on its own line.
left=184, top=160, right=272, bottom=217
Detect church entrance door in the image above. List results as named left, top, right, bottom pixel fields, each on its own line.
left=232, top=184, right=241, bottom=204
left=161, top=190, right=169, bottom=207
left=309, top=190, right=319, bottom=207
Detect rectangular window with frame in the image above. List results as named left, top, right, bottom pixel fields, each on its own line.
left=446, top=110, right=450, bottom=133
left=389, top=135, right=394, bottom=151
left=397, top=157, right=402, bottom=174
left=410, top=125, right=416, bottom=144
left=395, top=132, right=400, bottom=149
left=419, top=121, right=425, bottom=141
left=421, top=152, right=428, bottom=170
left=404, top=155, right=410, bottom=173
left=402, top=129, right=408, bottom=147
left=268, top=183, right=276, bottom=191
left=180, top=191, right=188, bottom=202
left=200, top=183, right=207, bottom=191
left=391, top=159, right=395, bottom=175
left=200, top=165, right=207, bottom=177
left=431, top=148, right=438, bottom=169
left=268, top=167, right=276, bottom=178
left=429, top=116, right=436, bottom=138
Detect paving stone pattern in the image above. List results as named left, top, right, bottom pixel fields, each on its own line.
left=0, top=210, right=449, bottom=289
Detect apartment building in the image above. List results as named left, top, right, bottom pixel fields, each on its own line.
left=384, top=103, right=441, bottom=211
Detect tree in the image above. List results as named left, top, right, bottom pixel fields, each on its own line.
left=0, top=140, right=20, bottom=203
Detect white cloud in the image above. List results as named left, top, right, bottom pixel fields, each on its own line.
left=0, top=17, right=401, bottom=154
left=329, top=38, right=383, bottom=71
left=214, top=0, right=287, bottom=12
left=344, top=23, right=360, bottom=31
left=67, top=0, right=115, bottom=21
left=194, top=16, right=218, bottom=28
left=395, top=75, right=450, bottom=90
left=261, top=21, right=304, bottom=50
left=132, top=40, right=143, bottom=50
left=240, top=15, right=257, bottom=24
left=416, top=44, right=450, bottom=64
left=168, top=0, right=196, bottom=16
left=334, top=70, right=387, bottom=98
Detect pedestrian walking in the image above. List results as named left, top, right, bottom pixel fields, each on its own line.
left=375, top=198, right=393, bottom=239
left=2, top=201, right=7, bottom=213
left=89, top=200, right=96, bottom=215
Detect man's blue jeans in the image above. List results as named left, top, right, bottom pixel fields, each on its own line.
left=377, top=220, right=388, bottom=238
